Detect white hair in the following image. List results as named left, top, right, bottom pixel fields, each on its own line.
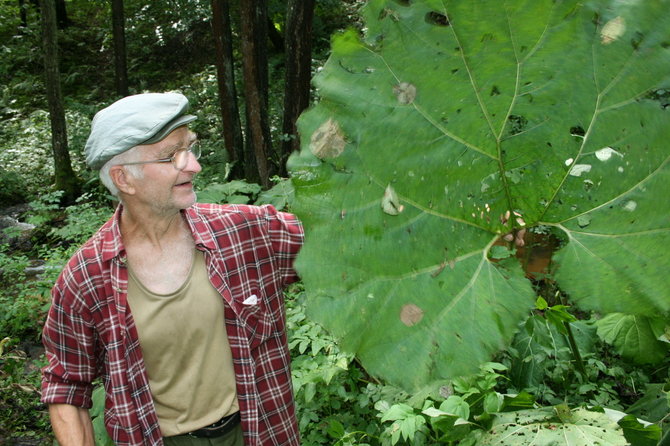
left=99, top=147, right=144, bottom=197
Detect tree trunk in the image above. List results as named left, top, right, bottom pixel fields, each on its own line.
left=39, top=0, right=80, bottom=204
left=111, top=0, right=129, bottom=97
left=280, top=0, right=315, bottom=176
left=267, top=18, right=283, bottom=53
left=239, top=0, right=271, bottom=188
left=211, top=0, right=244, bottom=179
left=19, top=0, right=28, bottom=28
left=55, top=0, right=69, bottom=29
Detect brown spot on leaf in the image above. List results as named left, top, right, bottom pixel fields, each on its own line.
left=310, top=118, right=346, bottom=159
left=400, top=304, right=424, bottom=327
left=393, top=82, right=417, bottom=105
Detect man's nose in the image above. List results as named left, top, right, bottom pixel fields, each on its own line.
left=183, top=151, right=202, bottom=173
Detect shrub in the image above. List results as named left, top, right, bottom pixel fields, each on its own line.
left=0, top=166, right=28, bottom=206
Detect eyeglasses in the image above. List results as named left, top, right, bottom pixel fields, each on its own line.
left=118, top=142, right=201, bottom=171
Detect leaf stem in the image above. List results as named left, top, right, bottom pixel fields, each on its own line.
left=556, top=291, right=586, bottom=377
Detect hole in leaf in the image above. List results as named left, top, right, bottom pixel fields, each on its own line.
left=490, top=85, right=501, bottom=96
left=570, top=126, right=585, bottom=137
left=425, top=11, right=450, bottom=26
left=646, top=89, right=670, bottom=109
left=569, top=164, right=591, bottom=177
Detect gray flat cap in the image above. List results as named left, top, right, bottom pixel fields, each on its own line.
left=85, top=92, right=196, bottom=169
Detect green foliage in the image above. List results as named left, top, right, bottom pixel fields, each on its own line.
left=0, top=166, right=28, bottom=206
left=0, top=245, right=50, bottom=342
left=0, top=110, right=56, bottom=198
left=49, top=193, right=114, bottom=245
left=197, top=180, right=263, bottom=205
left=372, top=362, right=663, bottom=446
left=25, top=191, right=64, bottom=227
left=0, top=107, right=91, bottom=201
left=90, top=385, right=114, bottom=446
left=627, top=383, right=670, bottom=425
left=256, top=177, right=296, bottom=210
left=0, top=23, right=45, bottom=113
left=596, top=313, right=670, bottom=364
left=286, top=286, right=385, bottom=445
left=0, top=337, right=51, bottom=445
left=288, top=0, right=670, bottom=391
left=195, top=177, right=295, bottom=210
left=0, top=193, right=111, bottom=344
left=504, top=309, right=655, bottom=411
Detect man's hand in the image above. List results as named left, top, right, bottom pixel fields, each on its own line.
left=48, top=404, right=95, bottom=446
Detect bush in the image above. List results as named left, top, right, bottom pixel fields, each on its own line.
left=0, top=166, right=27, bottom=206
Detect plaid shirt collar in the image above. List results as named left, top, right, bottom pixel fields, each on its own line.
left=100, top=204, right=218, bottom=264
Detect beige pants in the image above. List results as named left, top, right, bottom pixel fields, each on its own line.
left=163, top=424, right=244, bottom=446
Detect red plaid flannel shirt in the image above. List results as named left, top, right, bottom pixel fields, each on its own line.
left=41, top=203, right=304, bottom=445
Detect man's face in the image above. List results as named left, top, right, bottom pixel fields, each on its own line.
left=127, top=126, right=201, bottom=216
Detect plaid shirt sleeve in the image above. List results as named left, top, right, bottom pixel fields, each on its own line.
left=41, top=269, right=98, bottom=408
left=264, top=206, right=304, bottom=286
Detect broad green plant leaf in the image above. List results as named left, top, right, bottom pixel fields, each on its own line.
left=627, top=383, right=670, bottom=423
left=473, top=407, right=629, bottom=445
left=616, top=413, right=662, bottom=446
left=289, top=0, right=670, bottom=389
left=595, top=313, right=670, bottom=364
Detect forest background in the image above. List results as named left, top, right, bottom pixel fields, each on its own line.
left=0, top=0, right=669, bottom=445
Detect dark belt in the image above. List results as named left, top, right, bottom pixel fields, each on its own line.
left=185, top=412, right=241, bottom=439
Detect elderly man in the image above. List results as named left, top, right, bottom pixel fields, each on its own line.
left=41, top=92, right=304, bottom=446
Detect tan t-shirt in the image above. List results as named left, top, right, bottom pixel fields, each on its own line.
left=127, top=249, right=239, bottom=437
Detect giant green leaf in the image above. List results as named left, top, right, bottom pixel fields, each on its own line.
left=288, top=0, right=670, bottom=390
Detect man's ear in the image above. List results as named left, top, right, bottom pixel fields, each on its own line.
left=109, top=165, right=136, bottom=196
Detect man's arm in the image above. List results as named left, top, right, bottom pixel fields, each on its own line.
left=48, top=404, right=95, bottom=446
